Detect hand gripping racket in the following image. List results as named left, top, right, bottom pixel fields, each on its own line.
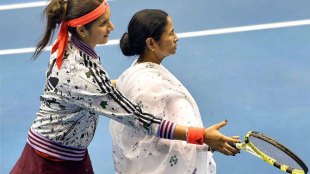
left=233, top=131, right=308, bottom=174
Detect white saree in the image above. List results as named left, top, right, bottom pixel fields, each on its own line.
left=109, top=61, right=216, bottom=174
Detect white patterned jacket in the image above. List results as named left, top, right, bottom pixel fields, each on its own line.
left=28, top=36, right=170, bottom=161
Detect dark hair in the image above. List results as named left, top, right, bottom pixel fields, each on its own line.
left=32, top=0, right=103, bottom=60
left=120, top=9, right=168, bottom=56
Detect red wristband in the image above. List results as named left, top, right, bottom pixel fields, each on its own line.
left=187, top=127, right=205, bottom=145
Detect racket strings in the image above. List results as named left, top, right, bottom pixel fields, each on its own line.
left=249, top=136, right=303, bottom=170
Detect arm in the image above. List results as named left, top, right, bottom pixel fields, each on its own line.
left=166, top=94, right=239, bottom=155
left=59, top=61, right=239, bottom=155
left=174, top=122, right=240, bottom=156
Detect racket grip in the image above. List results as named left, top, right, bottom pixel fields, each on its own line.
left=229, top=143, right=242, bottom=150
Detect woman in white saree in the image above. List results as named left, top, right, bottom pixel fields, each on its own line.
left=110, top=9, right=239, bottom=174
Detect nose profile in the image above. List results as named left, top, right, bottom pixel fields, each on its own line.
left=175, top=33, right=179, bottom=42
left=109, top=21, right=115, bottom=31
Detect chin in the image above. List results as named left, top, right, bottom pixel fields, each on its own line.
left=100, top=39, right=109, bottom=45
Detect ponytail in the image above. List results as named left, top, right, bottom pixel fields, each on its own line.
left=32, top=0, right=68, bottom=60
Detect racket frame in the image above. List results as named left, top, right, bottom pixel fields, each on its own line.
left=235, top=131, right=308, bottom=174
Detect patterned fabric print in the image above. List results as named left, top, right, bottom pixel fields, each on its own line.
left=110, top=61, right=216, bottom=174
left=169, top=155, right=178, bottom=166
left=31, top=40, right=162, bottom=151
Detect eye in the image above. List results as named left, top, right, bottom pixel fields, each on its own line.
left=101, top=19, right=109, bottom=26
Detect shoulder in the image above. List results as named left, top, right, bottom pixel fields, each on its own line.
left=117, top=62, right=175, bottom=95
left=119, top=62, right=164, bottom=85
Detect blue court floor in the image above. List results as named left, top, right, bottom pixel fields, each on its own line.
left=1, top=0, right=310, bottom=173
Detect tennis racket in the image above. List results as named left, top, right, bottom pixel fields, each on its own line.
left=233, top=131, right=308, bottom=174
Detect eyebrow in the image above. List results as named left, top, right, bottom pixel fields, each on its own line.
left=101, top=13, right=111, bottom=23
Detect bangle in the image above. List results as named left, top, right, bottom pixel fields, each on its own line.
left=187, top=127, right=205, bottom=145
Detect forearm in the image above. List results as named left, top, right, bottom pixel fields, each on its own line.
left=172, top=121, right=241, bottom=156
left=173, top=125, right=187, bottom=141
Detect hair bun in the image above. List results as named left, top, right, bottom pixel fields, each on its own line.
left=119, top=32, right=137, bottom=56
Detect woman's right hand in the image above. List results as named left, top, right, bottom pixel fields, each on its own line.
left=204, top=120, right=240, bottom=156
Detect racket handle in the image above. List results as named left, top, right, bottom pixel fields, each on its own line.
left=229, top=143, right=243, bottom=150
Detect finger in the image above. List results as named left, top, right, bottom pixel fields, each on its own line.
left=214, top=147, right=226, bottom=155
left=221, top=146, right=234, bottom=156
left=231, top=136, right=240, bottom=139
left=225, top=143, right=240, bottom=154
left=213, top=144, right=231, bottom=156
left=214, top=120, right=228, bottom=130
left=222, top=136, right=241, bottom=144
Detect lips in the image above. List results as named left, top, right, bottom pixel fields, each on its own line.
left=104, top=32, right=110, bottom=38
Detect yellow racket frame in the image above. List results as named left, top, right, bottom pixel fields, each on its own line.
left=235, top=131, right=307, bottom=174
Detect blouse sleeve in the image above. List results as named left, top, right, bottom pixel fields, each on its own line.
left=57, top=60, right=170, bottom=136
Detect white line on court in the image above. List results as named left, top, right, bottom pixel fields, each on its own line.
left=0, top=1, right=48, bottom=11
left=0, top=0, right=115, bottom=11
left=1, top=19, right=310, bottom=56
left=177, top=19, right=310, bottom=38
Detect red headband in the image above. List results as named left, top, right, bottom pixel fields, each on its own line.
left=51, top=1, right=109, bottom=69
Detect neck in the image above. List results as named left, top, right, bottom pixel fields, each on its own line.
left=79, top=37, right=96, bottom=49
left=138, top=51, right=163, bottom=64
left=71, top=35, right=98, bottom=58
